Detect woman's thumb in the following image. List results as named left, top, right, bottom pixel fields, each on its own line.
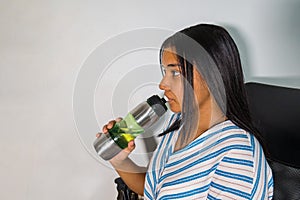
left=126, top=140, right=136, bottom=152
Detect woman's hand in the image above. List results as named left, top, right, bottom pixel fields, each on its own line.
left=97, top=118, right=146, bottom=195
left=96, top=118, right=136, bottom=164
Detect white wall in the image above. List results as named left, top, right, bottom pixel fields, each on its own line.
left=1, top=0, right=299, bottom=199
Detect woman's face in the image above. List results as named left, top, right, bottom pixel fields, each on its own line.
left=159, top=48, right=211, bottom=114
left=159, top=48, right=183, bottom=113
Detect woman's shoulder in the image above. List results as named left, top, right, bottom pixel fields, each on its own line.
left=207, top=120, right=255, bottom=155
left=208, top=120, right=251, bottom=142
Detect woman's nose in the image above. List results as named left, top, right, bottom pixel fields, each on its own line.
left=159, top=77, right=170, bottom=91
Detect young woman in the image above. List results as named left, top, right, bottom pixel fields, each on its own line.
left=100, top=24, right=273, bottom=199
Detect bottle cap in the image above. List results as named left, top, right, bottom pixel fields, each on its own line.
left=146, top=95, right=168, bottom=116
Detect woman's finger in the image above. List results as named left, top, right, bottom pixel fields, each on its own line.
left=96, top=132, right=101, bottom=138
left=126, top=140, right=136, bottom=152
left=116, top=117, right=123, bottom=122
left=107, top=120, right=116, bottom=129
left=102, top=125, right=108, bottom=133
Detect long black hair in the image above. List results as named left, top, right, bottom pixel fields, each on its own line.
left=158, top=24, right=266, bottom=153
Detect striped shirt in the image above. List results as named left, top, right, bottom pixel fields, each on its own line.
left=144, top=113, right=273, bottom=200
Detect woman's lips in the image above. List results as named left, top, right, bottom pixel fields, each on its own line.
left=164, top=94, right=175, bottom=102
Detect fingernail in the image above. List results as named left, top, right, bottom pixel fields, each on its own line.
left=96, top=132, right=101, bottom=137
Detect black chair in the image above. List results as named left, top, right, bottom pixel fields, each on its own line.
left=245, top=82, right=300, bottom=200
left=114, top=82, right=300, bottom=199
left=114, top=177, right=139, bottom=200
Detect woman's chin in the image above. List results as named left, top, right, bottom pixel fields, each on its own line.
left=169, top=105, right=181, bottom=113
left=167, top=99, right=181, bottom=113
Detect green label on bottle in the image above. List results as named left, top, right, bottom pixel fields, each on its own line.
left=109, top=113, right=144, bottom=149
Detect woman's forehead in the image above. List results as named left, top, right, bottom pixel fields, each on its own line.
left=162, top=48, right=179, bottom=62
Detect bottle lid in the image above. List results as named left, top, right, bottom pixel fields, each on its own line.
left=146, top=95, right=168, bottom=116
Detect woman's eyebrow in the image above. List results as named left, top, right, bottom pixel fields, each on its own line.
left=161, top=64, right=181, bottom=68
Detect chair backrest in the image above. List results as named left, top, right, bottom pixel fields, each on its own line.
left=245, top=82, right=300, bottom=200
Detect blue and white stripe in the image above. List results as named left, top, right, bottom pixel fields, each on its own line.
left=144, top=113, right=273, bottom=199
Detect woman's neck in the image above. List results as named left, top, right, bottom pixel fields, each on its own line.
left=174, top=98, right=227, bottom=152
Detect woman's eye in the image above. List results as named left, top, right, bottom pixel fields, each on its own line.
left=172, top=70, right=181, bottom=77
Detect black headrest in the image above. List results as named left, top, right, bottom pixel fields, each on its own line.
left=245, top=82, right=300, bottom=167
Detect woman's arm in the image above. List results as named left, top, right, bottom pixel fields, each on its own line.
left=100, top=120, right=146, bottom=195
left=109, top=141, right=146, bottom=195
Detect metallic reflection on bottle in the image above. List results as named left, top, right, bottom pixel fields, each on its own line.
left=93, top=95, right=167, bottom=160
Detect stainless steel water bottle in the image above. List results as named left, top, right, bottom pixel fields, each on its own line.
left=93, top=95, right=167, bottom=160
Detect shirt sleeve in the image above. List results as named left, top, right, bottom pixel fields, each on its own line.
left=207, top=148, right=254, bottom=199
left=207, top=144, right=273, bottom=200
